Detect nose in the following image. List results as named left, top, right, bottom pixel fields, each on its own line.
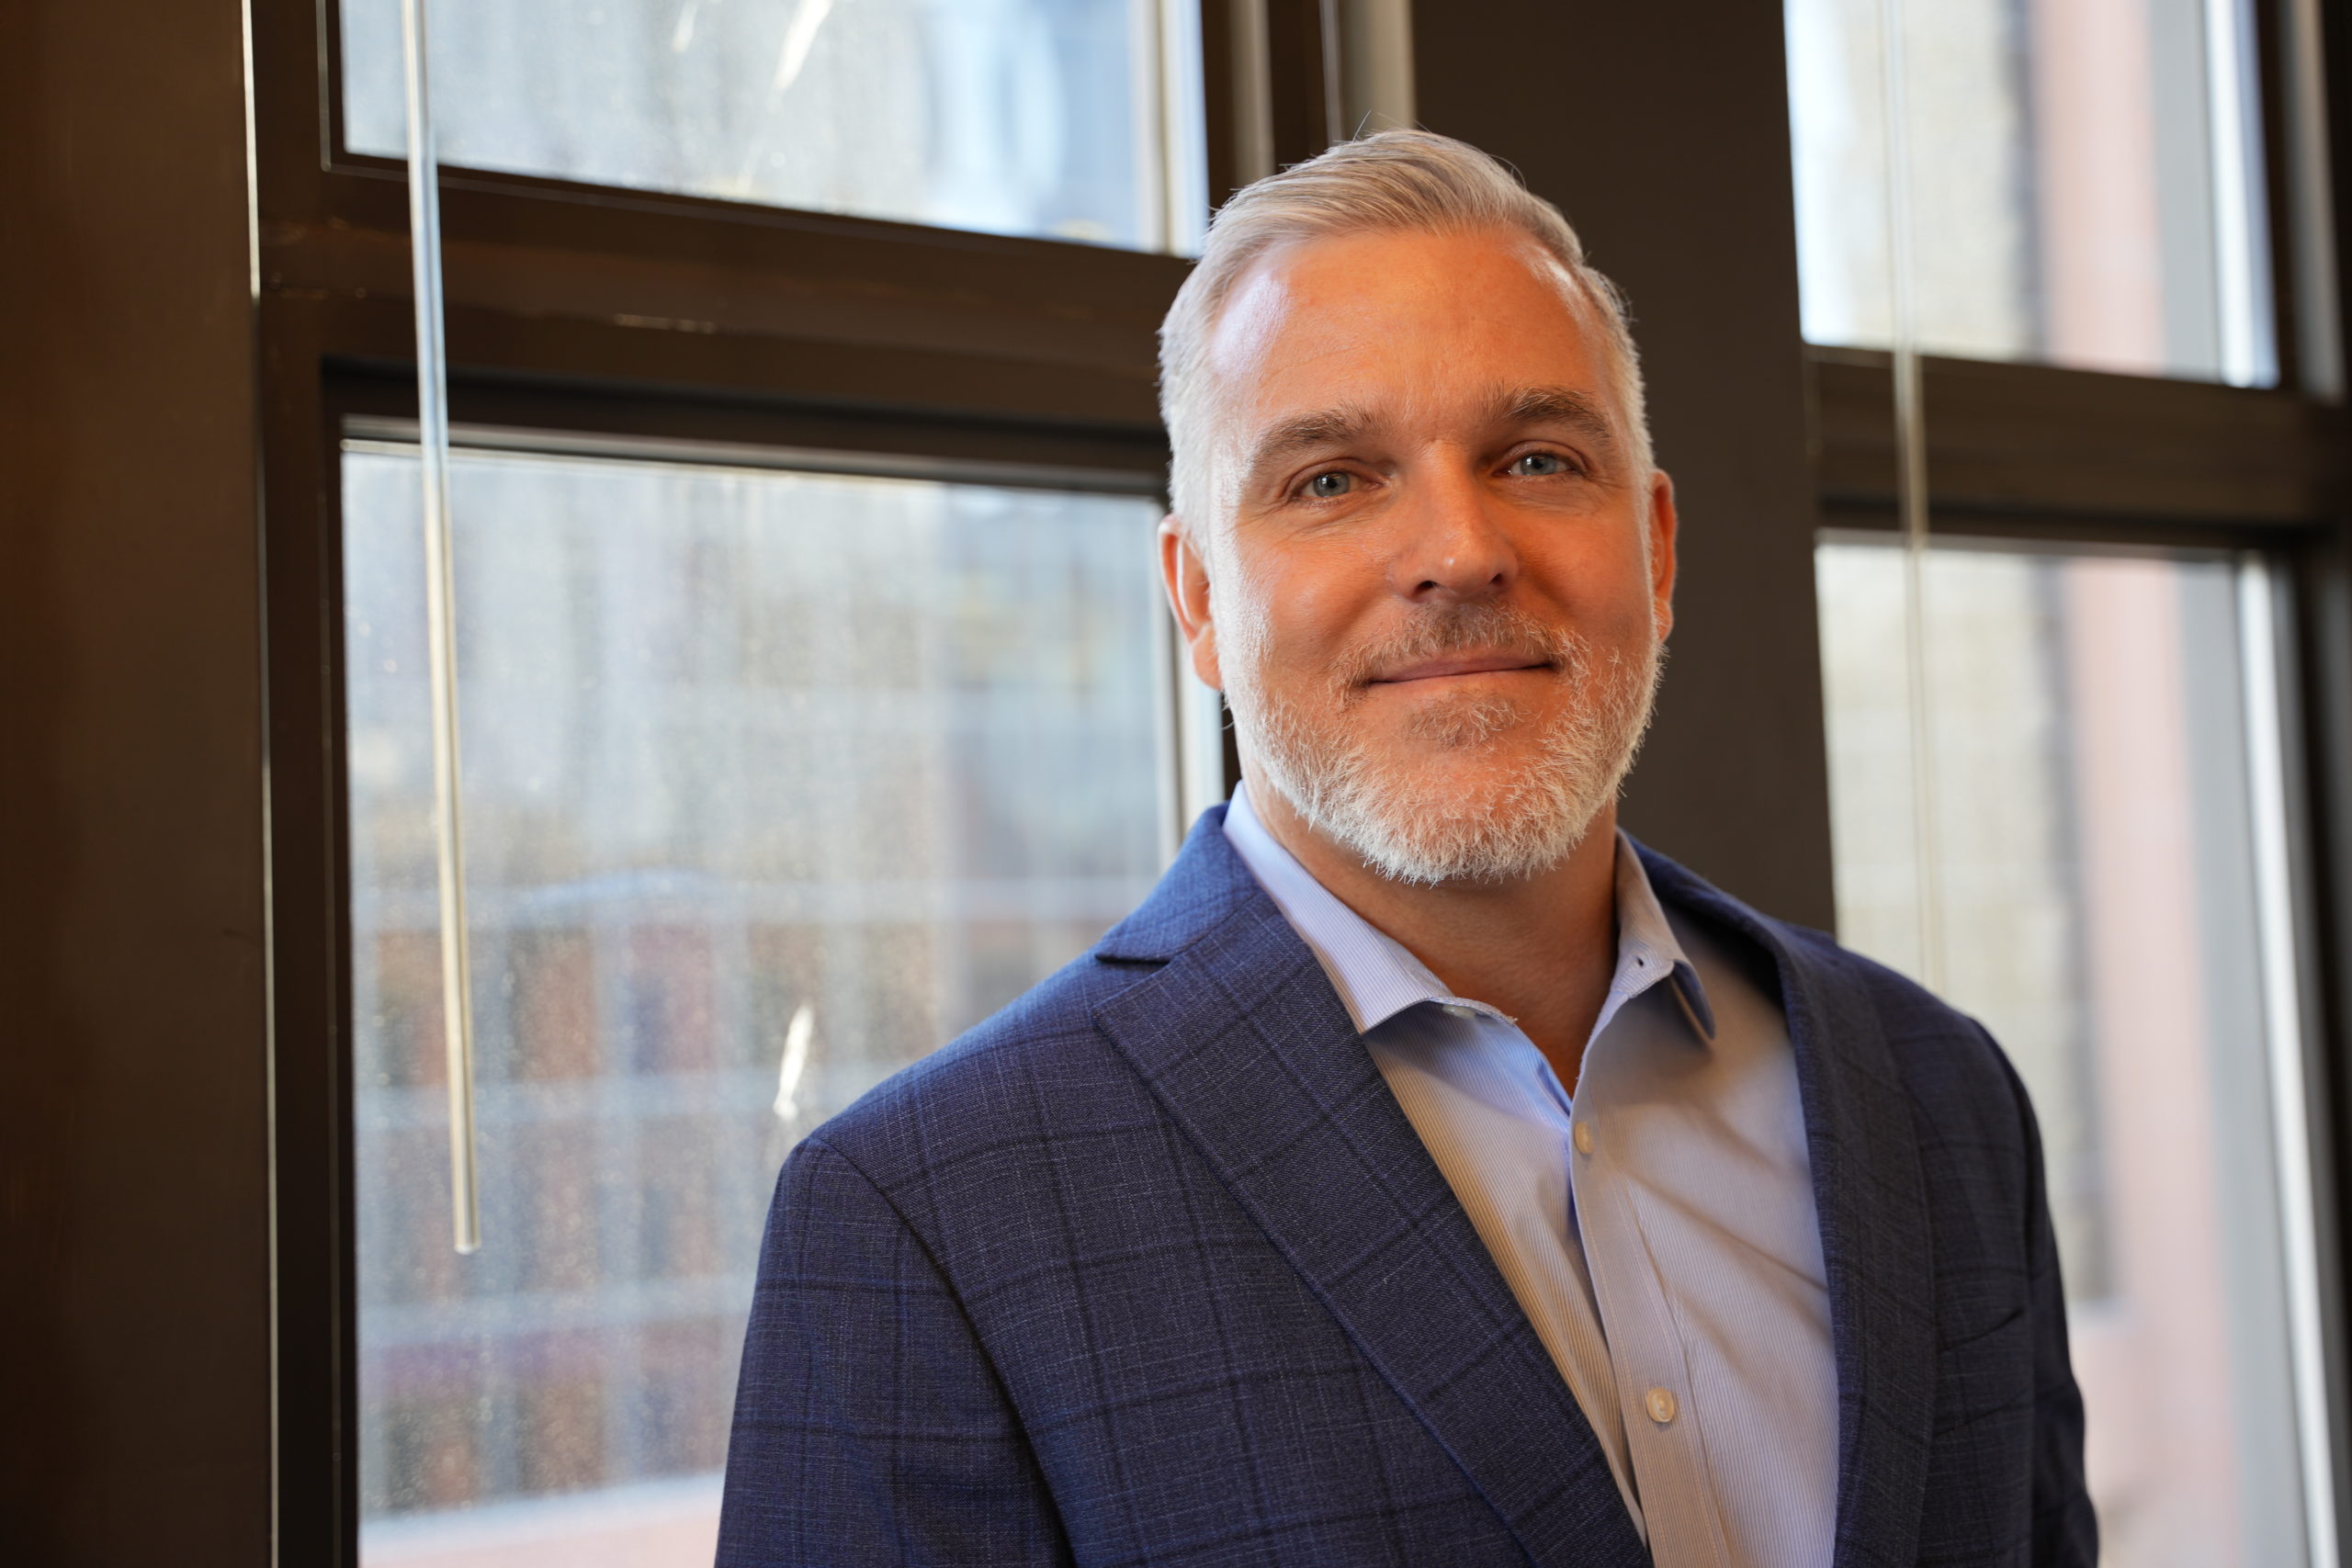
left=1385, top=462, right=1517, bottom=605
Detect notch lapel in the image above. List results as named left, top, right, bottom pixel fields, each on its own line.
left=1091, top=826, right=1647, bottom=1568
left=1638, top=848, right=1938, bottom=1568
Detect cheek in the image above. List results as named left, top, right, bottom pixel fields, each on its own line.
left=1231, top=536, right=1383, bottom=668
left=1533, top=536, right=1660, bottom=643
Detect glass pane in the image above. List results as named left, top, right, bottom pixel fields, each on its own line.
left=1785, top=0, right=2275, bottom=383
left=1816, top=538, right=2319, bottom=1567
left=345, top=446, right=1170, bottom=1563
left=340, top=0, right=1206, bottom=253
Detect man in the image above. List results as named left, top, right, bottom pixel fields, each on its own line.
left=718, top=131, right=2094, bottom=1567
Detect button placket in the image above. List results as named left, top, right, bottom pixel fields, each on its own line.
left=1572, top=1038, right=1721, bottom=1564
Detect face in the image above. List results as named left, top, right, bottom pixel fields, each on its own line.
left=1161, top=226, right=1677, bottom=885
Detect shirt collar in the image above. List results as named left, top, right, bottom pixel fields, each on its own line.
left=1221, top=783, right=1716, bottom=1044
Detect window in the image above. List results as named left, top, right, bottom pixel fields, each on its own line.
left=338, top=0, right=1210, bottom=252
left=1817, top=540, right=2326, bottom=1564
left=344, top=443, right=1171, bottom=1561
left=1792, top=0, right=2346, bottom=1558
left=1786, top=0, right=2275, bottom=383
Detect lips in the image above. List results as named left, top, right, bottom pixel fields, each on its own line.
left=1369, top=653, right=1554, bottom=683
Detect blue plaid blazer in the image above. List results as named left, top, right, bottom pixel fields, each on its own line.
left=718, top=808, right=2096, bottom=1567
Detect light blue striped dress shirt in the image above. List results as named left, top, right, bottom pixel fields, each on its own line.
left=1222, top=784, right=1837, bottom=1568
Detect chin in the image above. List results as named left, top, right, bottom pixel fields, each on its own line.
left=1343, top=757, right=1608, bottom=886
left=1233, top=627, right=1659, bottom=887
left=1255, top=716, right=1617, bottom=886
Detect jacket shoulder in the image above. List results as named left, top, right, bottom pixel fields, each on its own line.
left=1771, top=919, right=2022, bottom=1099
left=801, top=808, right=1270, bottom=1192
left=1634, top=840, right=2026, bottom=1122
left=798, top=945, right=1165, bottom=1190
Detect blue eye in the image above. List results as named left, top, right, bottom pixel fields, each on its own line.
left=1513, top=453, right=1567, bottom=477
left=1307, top=471, right=1354, bottom=499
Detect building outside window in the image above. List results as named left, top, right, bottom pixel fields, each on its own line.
left=338, top=0, right=1207, bottom=252
left=345, top=449, right=1171, bottom=1562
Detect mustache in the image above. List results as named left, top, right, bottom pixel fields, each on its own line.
left=1330, top=603, right=1585, bottom=692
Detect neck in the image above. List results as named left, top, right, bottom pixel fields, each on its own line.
left=1240, top=761, right=1621, bottom=1090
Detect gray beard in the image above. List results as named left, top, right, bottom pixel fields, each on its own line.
left=1225, top=603, right=1660, bottom=886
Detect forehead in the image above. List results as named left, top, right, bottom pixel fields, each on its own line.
left=1204, top=227, right=1610, bottom=427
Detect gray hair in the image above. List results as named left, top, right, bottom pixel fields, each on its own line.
left=1158, top=130, right=1652, bottom=530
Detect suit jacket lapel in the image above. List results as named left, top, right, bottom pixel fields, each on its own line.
left=1638, top=848, right=1938, bottom=1568
left=1092, top=817, right=1648, bottom=1568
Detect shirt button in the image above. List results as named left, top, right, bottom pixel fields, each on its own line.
left=1573, top=1122, right=1595, bottom=1156
left=1645, top=1387, right=1678, bottom=1426
left=1443, top=1003, right=1476, bottom=1021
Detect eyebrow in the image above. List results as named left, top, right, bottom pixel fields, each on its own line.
left=1238, top=404, right=1377, bottom=491
left=1485, top=385, right=1623, bottom=457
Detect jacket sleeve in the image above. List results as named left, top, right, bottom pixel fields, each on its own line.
left=716, top=1135, right=1074, bottom=1568
left=2011, top=1062, right=2098, bottom=1568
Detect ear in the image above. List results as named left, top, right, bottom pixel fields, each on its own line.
left=1159, top=516, right=1224, bottom=690
left=1644, top=469, right=1679, bottom=643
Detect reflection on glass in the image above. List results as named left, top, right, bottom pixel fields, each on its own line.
left=345, top=446, right=1170, bottom=1564
left=341, top=0, right=1205, bottom=252
left=1785, top=0, right=2274, bottom=383
left=1817, top=538, right=2315, bottom=1567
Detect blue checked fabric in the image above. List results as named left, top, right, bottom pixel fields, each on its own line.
left=716, top=807, right=2096, bottom=1568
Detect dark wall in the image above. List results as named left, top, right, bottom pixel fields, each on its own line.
left=1416, top=2, right=1839, bottom=931
left=0, top=0, right=274, bottom=1561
